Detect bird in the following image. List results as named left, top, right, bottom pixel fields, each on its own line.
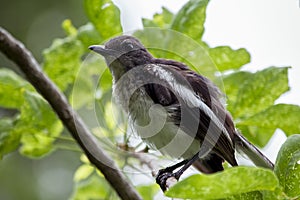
left=89, top=35, right=274, bottom=191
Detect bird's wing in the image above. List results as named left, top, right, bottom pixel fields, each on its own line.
left=142, top=63, right=237, bottom=166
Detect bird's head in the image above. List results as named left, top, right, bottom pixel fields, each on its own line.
left=89, top=35, right=153, bottom=80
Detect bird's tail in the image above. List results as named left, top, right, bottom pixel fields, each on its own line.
left=234, top=131, right=274, bottom=169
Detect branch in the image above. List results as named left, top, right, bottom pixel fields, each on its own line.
left=0, top=27, right=142, bottom=200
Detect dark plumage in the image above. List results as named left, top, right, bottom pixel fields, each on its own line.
left=89, top=35, right=274, bottom=191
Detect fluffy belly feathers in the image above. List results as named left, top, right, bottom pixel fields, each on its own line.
left=118, top=89, right=200, bottom=159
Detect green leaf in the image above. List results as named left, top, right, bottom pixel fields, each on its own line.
left=62, top=19, right=77, bottom=36
left=142, top=19, right=158, bottom=28
left=17, top=91, right=63, bottom=158
left=236, top=125, right=275, bottom=147
left=98, top=68, right=113, bottom=92
left=233, top=67, right=289, bottom=118
left=134, top=28, right=216, bottom=79
left=261, top=187, right=286, bottom=200
left=239, top=104, right=300, bottom=136
left=20, top=133, right=55, bottom=157
left=71, top=175, right=112, bottom=200
left=133, top=28, right=172, bottom=58
left=70, top=53, right=109, bottom=109
left=225, top=191, right=263, bottom=200
left=209, top=47, right=251, bottom=71
left=0, top=69, right=33, bottom=108
left=142, top=7, right=174, bottom=28
left=0, top=118, right=21, bottom=159
left=274, top=134, right=300, bottom=198
left=74, top=164, right=95, bottom=182
left=43, top=36, right=84, bottom=91
left=166, top=167, right=278, bottom=199
left=84, top=0, right=122, bottom=40
left=80, top=154, right=91, bottom=164
left=77, top=23, right=102, bottom=50
left=136, top=184, right=159, bottom=200
left=171, top=0, right=209, bottom=41
left=70, top=70, right=95, bottom=109
left=223, top=71, right=253, bottom=112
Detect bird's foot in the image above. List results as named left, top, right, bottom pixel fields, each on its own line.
left=156, top=169, right=179, bottom=192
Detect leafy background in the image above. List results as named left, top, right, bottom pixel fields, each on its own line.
left=0, top=0, right=300, bottom=199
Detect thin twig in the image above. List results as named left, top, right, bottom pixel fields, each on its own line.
left=130, top=152, right=179, bottom=190
left=130, top=152, right=158, bottom=177
left=0, top=27, right=142, bottom=200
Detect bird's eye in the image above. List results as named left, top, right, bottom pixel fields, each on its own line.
left=121, top=40, right=134, bottom=52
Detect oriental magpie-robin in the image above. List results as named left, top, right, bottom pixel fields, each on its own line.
left=89, top=35, right=274, bottom=191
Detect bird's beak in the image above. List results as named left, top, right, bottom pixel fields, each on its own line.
left=89, top=45, right=117, bottom=57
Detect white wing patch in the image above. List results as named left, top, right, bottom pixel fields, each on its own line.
left=148, top=64, right=233, bottom=146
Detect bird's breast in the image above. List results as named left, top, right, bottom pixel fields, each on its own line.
left=113, top=82, right=200, bottom=159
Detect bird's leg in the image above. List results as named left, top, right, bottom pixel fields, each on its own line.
left=157, top=159, right=189, bottom=175
left=173, top=153, right=201, bottom=179
left=156, top=159, right=188, bottom=191
left=156, top=153, right=200, bottom=191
